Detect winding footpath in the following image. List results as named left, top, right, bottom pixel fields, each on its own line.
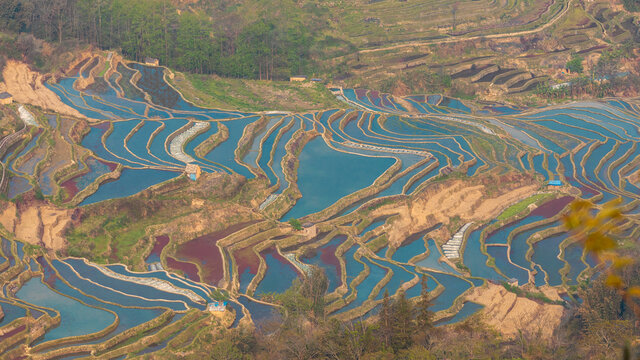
left=358, top=0, right=573, bottom=54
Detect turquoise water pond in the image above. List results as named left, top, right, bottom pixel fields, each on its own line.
left=16, top=278, right=115, bottom=345
left=79, top=168, right=180, bottom=206
left=464, top=228, right=505, bottom=281
left=532, top=234, right=566, bottom=286
left=436, top=302, right=484, bottom=327
left=254, top=248, right=299, bottom=295
left=415, top=239, right=459, bottom=274
left=335, top=257, right=387, bottom=314
left=282, top=137, right=395, bottom=220
left=486, top=246, right=529, bottom=285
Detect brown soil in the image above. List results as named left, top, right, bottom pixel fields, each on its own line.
left=0, top=201, right=71, bottom=251
left=2, top=60, right=85, bottom=119
left=374, top=173, right=538, bottom=246
left=466, top=283, right=564, bottom=339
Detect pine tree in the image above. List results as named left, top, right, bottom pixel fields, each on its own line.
left=415, top=275, right=434, bottom=347
left=390, top=289, right=414, bottom=352
left=378, top=289, right=393, bottom=349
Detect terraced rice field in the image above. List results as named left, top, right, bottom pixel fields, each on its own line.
left=2, top=55, right=640, bottom=356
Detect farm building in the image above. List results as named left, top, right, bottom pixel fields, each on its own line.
left=207, top=301, right=227, bottom=312
left=290, top=75, right=307, bottom=82
left=0, top=92, right=13, bottom=105
left=311, top=78, right=323, bottom=82
left=185, top=163, right=202, bottom=181
left=145, top=57, right=159, bottom=66
left=548, top=180, right=562, bottom=186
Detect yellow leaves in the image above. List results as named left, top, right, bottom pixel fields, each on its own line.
left=627, top=286, right=640, bottom=298
left=584, top=231, right=617, bottom=254
left=564, top=199, right=625, bottom=257
left=596, top=198, right=623, bottom=221
left=611, top=256, right=634, bottom=269
left=605, top=274, right=623, bottom=289
left=569, top=198, right=592, bottom=213
left=564, top=198, right=639, bottom=313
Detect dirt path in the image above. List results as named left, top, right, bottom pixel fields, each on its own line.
left=2, top=60, right=85, bottom=119
left=466, top=283, right=565, bottom=339
left=375, top=174, right=538, bottom=246
left=359, top=0, right=573, bottom=54
left=0, top=202, right=72, bottom=251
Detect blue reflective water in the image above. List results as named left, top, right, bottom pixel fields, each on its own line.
left=436, top=302, right=483, bottom=326
left=392, top=235, right=426, bottom=263
left=485, top=215, right=545, bottom=245
left=52, top=260, right=190, bottom=311
left=80, top=168, right=180, bottom=206
left=464, top=229, right=505, bottom=281
left=282, top=137, right=395, bottom=219
left=16, top=278, right=115, bottom=344
left=203, top=117, right=258, bottom=178
left=359, top=217, right=389, bottom=236
left=486, top=246, right=529, bottom=285
left=564, top=242, right=587, bottom=284
left=254, top=249, right=299, bottom=295
left=258, top=118, right=289, bottom=185
left=105, top=264, right=211, bottom=302
left=509, top=222, right=559, bottom=271
left=238, top=296, right=281, bottom=327
left=374, top=260, right=414, bottom=300
left=0, top=300, right=27, bottom=325
left=415, top=239, right=459, bottom=274
left=428, top=272, right=472, bottom=312
left=299, top=236, right=343, bottom=293
left=531, top=233, right=566, bottom=286
left=335, top=257, right=387, bottom=314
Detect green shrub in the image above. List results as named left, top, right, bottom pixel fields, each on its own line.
left=566, top=55, right=584, bottom=74
left=288, top=218, right=303, bottom=230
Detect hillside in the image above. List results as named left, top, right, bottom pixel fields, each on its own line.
left=0, top=1, right=639, bottom=359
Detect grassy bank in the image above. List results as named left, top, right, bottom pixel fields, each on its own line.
left=170, top=72, right=344, bottom=112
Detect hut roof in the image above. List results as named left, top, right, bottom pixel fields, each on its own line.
left=185, top=163, right=200, bottom=173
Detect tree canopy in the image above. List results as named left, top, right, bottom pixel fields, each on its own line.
left=0, top=0, right=314, bottom=79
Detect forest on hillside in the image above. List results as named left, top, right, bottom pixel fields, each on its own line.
left=0, top=0, right=316, bottom=79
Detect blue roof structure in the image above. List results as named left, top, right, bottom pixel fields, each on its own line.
left=548, top=180, right=562, bottom=186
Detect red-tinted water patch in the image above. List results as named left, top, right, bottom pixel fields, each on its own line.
left=382, top=94, right=394, bottom=107
left=146, top=235, right=169, bottom=263
left=355, top=88, right=368, bottom=100
left=166, top=256, right=201, bottom=282
left=0, top=324, right=26, bottom=341
left=176, top=221, right=260, bottom=286
left=94, top=122, right=111, bottom=131
left=488, top=196, right=573, bottom=239
left=318, top=236, right=345, bottom=278
left=234, top=245, right=260, bottom=278
left=261, top=247, right=302, bottom=276
left=530, top=196, right=573, bottom=217
left=369, top=91, right=382, bottom=106
left=67, top=58, right=90, bottom=77
left=37, top=256, right=56, bottom=288
left=61, top=158, right=117, bottom=201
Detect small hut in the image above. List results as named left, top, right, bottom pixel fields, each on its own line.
left=290, top=75, right=307, bottom=82
left=144, top=57, right=159, bottom=66
left=0, top=92, right=13, bottom=105
left=185, top=163, right=202, bottom=181
left=207, top=301, right=227, bottom=312
left=548, top=180, right=562, bottom=186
